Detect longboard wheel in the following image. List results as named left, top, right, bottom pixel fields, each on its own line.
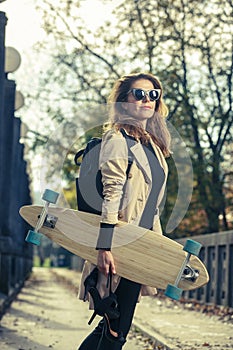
left=42, top=189, right=59, bottom=204
left=183, top=239, right=202, bottom=256
left=25, top=230, right=41, bottom=246
left=164, top=284, right=183, bottom=300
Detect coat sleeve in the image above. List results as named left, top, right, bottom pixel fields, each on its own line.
left=99, top=130, right=129, bottom=225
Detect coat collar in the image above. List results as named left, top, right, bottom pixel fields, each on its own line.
left=129, top=142, right=152, bottom=183
left=129, top=139, right=168, bottom=184
left=121, top=127, right=168, bottom=182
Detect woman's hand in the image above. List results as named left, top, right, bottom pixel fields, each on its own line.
left=97, top=250, right=116, bottom=277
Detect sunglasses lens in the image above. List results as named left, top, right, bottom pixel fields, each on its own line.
left=133, top=89, right=145, bottom=100
left=149, top=90, right=160, bottom=101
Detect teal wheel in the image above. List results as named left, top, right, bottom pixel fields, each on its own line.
left=25, top=230, right=41, bottom=246
left=165, top=284, right=183, bottom=300
left=42, top=189, right=59, bottom=204
left=183, top=239, right=202, bottom=256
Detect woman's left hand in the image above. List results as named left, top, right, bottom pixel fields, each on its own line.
left=97, top=250, right=116, bottom=277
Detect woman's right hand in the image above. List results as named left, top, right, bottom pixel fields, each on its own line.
left=97, top=250, right=116, bottom=277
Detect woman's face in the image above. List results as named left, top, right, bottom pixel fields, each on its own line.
left=122, top=79, right=157, bottom=128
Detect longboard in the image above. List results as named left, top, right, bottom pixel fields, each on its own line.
left=20, top=197, right=209, bottom=299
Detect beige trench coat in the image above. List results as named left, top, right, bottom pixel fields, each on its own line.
left=78, top=128, right=168, bottom=306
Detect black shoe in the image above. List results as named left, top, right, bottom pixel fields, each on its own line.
left=84, top=270, right=125, bottom=346
left=87, top=286, right=120, bottom=325
left=84, top=268, right=120, bottom=325
left=83, top=267, right=99, bottom=301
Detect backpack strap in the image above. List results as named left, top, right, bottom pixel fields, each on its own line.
left=74, top=137, right=102, bottom=166
left=74, top=149, right=85, bottom=166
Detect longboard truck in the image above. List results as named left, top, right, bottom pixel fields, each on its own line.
left=25, top=189, right=59, bottom=246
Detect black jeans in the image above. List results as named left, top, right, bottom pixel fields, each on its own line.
left=78, top=277, right=141, bottom=350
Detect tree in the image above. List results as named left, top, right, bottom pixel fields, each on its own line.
left=111, top=0, right=233, bottom=233
left=27, top=0, right=232, bottom=235
left=161, top=0, right=233, bottom=233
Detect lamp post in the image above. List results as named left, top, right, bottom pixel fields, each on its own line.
left=15, top=90, right=24, bottom=111
left=5, top=46, right=21, bottom=73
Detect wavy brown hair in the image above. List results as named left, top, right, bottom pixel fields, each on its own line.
left=106, top=72, right=171, bottom=157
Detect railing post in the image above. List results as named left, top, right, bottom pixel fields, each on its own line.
left=0, top=11, right=7, bottom=119
left=0, top=237, right=12, bottom=295
left=177, top=231, right=233, bottom=307
left=0, top=11, right=7, bottom=233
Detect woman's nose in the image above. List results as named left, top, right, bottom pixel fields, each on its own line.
left=142, top=94, right=150, bottom=102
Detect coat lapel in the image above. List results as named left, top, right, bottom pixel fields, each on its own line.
left=130, top=143, right=152, bottom=183
left=122, top=128, right=168, bottom=183
left=129, top=140, right=168, bottom=184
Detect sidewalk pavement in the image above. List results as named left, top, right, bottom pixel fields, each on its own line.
left=1, top=267, right=233, bottom=350
left=0, top=268, right=154, bottom=350
left=52, top=268, right=233, bottom=350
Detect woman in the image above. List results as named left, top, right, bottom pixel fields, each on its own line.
left=78, top=72, right=171, bottom=349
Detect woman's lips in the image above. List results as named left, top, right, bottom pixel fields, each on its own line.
left=141, top=105, right=152, bottom=109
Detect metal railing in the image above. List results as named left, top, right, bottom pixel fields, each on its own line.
left=177, top=230, right=233, bottom=307
left=0, top=11, right=32, bottom=316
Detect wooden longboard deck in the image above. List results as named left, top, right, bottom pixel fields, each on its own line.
left=20, top=205, right=209, bottom=291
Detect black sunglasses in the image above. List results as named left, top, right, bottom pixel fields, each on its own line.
left=128, top=88, right=161, bottom=101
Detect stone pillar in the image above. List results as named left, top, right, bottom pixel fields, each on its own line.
left=0, top=11, right=7, bottom=119
left=0, top=11, right=7, bottom=233
left=0, top=78, right=16, bottom=235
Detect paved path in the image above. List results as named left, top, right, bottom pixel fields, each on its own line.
left=135, top=297, right=233, bottom=349
left=53, top=268, right=233, bottom=350
left=0, top=268, right=154, bottom=350
left=1, top=268, right=233, bottom=350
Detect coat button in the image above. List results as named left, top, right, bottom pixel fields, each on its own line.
left=118, top=213, right=123, bottom=219
left=127, top=173, right=133, bottom=179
